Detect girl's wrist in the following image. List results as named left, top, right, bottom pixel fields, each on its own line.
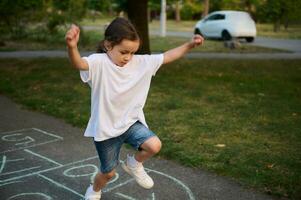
left=67, top=45, right=78, bottom=51
left=187, top=42, right=195, bottom=49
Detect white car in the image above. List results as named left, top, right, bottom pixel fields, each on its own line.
left=194, top=10, right=256, bottom=42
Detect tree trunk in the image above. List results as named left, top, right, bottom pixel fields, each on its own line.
left=273, top=19, right=281, bottom=32
left=284, top=16, right=289, bottom=30
left=148, top=7, right=151, bottom=22
left=175, top=1, right=181, bottom=22
left=127, top=0, right=150, bottom=54
left=202, top=0, right=209, bottom=18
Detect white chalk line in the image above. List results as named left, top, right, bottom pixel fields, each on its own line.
left=0, top=128, right=33, bottom=135
left=0, top=155, right=98, bottom=183
left=38, top=174, right=84, bottom=198
left=115, top=192, right=137, bottom=200
left=0, top=139, right=62, bottom=154
left=146, top=168, right=196, bottom=200
left=0, top=180, right=22, bottom=187
left=24, top=149, right=63, bottom=167
left=0, top=128, right=63, bottom=154
left=0, top=158, right=24, bottom=164
left=7, top=192, right=52, bottom=200
left=0, top=166, right=41, bottom=177
left=115, top=192, right=155, bottom=200
left=0, top=128, right=63, bottom=140
left=32, top=128, right=64, bottom=140
left=0, top=155, right=6, bottom=173
left=103, top=178, right=135, bottom=193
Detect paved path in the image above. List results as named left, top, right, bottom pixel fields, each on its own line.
left=0, top=95, right=278, bottom=200
left=250, top=37, right=301, bottom=53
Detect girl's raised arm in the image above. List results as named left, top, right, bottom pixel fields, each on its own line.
left=163, top=34, right=204, bottom=65
left=65, top=24, right=89, bottom=70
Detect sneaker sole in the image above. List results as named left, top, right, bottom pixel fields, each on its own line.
left=121, top=162, right=153, bottom=189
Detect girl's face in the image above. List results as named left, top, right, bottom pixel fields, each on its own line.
left=106, top=39, right=140, bottom=67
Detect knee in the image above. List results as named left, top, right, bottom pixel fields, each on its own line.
left=149, top=138, right=162, bottom=155
left=103, top=170, right=115, bottom=180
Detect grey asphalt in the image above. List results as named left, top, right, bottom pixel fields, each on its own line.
left=0, top=95, right=279, bottom=200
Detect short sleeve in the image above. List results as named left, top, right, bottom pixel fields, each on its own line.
left=79, top=54, right=102, bottom=87
left=149, top=54, right=164, bottom=76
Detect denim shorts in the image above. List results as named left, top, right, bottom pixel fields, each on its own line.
left=94, top=121, right=156, bottom=173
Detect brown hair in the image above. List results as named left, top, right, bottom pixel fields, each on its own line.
left=96, top=17, right=140, bottom=53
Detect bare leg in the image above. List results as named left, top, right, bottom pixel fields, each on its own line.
left=135, top=136, right=162, bottom=163
left=93, top=170, right=115, bottom=192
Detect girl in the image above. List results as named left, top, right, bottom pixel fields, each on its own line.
left=65, top=17, right=203, bottom=200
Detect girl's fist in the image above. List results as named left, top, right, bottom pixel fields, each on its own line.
left=65, top=24, right=80, bottom=48
left=190, top=34, right=204, bottom=48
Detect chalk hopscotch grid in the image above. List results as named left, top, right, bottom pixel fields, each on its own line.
left=0, top=128, right=63, bottom=154
left=0, top=128, right=196, bottom=200
left=0, top=128, right=89, bottom=199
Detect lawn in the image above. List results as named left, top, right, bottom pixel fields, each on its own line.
left=0, top=58, right=300, bottom=199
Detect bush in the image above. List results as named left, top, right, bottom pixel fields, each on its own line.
left=180, top=3, right=202, bottom=20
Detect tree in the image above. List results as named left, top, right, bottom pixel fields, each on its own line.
left=259, top=0, right=301, bottom=32
left=175, top=1, right=181, bottom=22
left=180, top=0, right=202, bottom=20
left=127, top=0, right=150, bottom=54
left=0, top=0, right=45, bottom=37
left=47, top=0, right=87, bottom=33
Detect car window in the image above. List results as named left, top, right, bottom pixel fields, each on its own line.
left=206, top=14, right=225, bottom=21
left=215, top=14, right=225, bottom=20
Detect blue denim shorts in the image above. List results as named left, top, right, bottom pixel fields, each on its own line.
left=94, top=121, right=156, bottom=173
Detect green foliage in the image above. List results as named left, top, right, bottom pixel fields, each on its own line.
left=87, top=0, right=112, bottom=13
left=257, top=0, right=301, bottom=31
left=180, top=1, right=202, bottom=20
left=0, top=0, right=88, bottom=37
left=46, top=0, right=87, bottom=33
left=0, top=0, right=45, bottom=37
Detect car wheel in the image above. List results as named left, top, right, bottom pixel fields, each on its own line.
left=221, top=30, right=231, bottom=41
left=246, top=37, right=254, bottom=43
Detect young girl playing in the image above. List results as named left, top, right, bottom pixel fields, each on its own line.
left=65, top=17, right=203, bottom=200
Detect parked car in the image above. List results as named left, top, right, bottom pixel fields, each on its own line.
left=194, top=10, right=256, bottom=42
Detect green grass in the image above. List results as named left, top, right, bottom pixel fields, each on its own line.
left=256, top=23, right=301, bottom=39
left=0, top=58, right=300, bottom=199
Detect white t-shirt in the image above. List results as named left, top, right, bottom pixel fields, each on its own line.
left=80, top=53, right=164, bottom=141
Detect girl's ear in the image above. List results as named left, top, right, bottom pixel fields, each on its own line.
left=104, top=40, right=112, bottom=51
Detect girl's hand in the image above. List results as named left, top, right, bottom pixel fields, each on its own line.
left=65, top=24, right=80, bottom=49
left=190, top=34, right=204, bottom=48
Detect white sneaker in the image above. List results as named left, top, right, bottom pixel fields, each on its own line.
left=121, top=157, right=154, bottom=189
left=84, top=185, right=101, bottom=200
